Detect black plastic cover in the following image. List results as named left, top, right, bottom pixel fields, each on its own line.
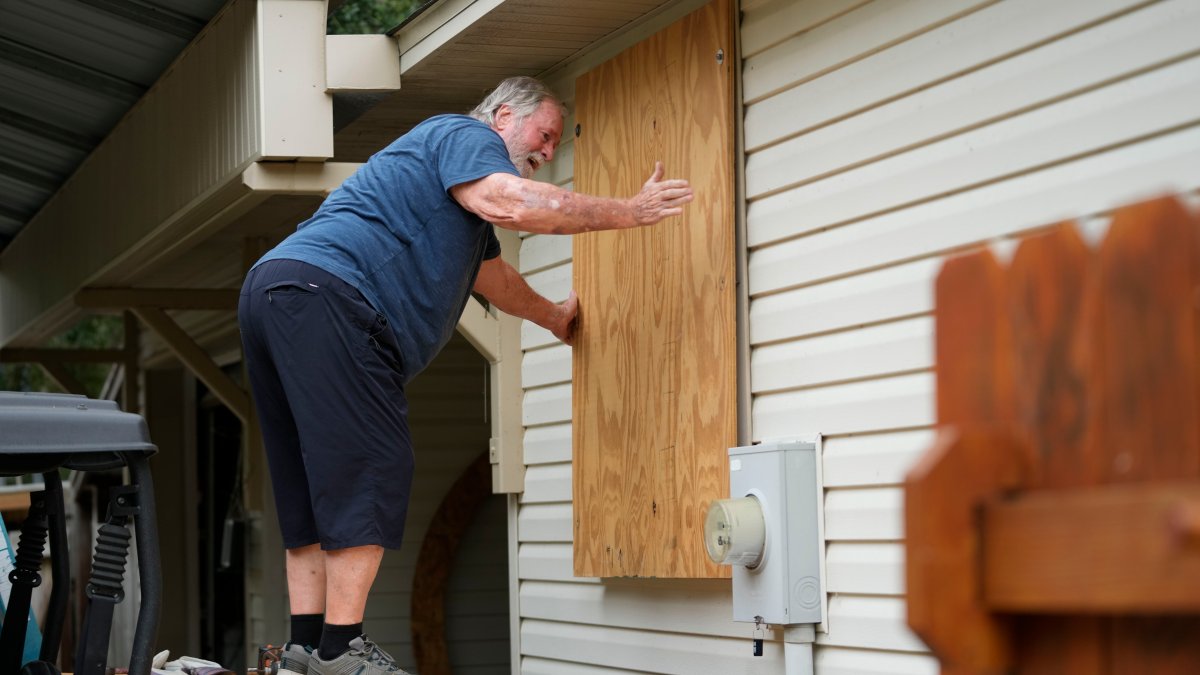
left=0, top=392, right=156, bottom=474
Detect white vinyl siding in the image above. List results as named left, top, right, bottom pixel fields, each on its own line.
left=513, top=0, right=1200, bottom=672
left=744, top=0, right=1198, bottom=667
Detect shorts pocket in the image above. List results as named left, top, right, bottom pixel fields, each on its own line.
left=366, top=318, right=405, bottom=379
left=331, top=286, right=383, bottom=333
left=263, top=280, right=318, bottom=301
left=367, top=312, right=389, bottom=339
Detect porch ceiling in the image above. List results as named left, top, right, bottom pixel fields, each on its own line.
left=0, top=0, right=226, bottom=251
left=335, top=0, right=673, bottom=161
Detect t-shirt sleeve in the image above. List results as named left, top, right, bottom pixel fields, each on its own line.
left=483, top=227, right=502, bottom=260
left=436, top=121, right=520, bottom=193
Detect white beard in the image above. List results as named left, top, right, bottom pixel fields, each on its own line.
left=512, top=150, right=541, bottom=178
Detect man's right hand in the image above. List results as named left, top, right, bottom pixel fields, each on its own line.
left=630, top=161, right=694, bottom=225
left=546, top=290, right=579, bottom=346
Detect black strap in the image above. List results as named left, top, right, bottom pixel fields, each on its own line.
left=39, top=471, right=68, bottom=664
left=74, top=590, right=120, bottom=675
left=0, top=490, right=48, bottom=674
left=74, top=486, right=137, bottom=675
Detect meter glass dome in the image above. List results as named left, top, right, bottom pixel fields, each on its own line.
left=703, top=496, right=766, bottom=567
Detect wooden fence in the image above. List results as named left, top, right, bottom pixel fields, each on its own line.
left=906, top=196, right=1200, bottom=674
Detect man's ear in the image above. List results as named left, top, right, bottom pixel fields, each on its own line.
left=493, top=104, right=514, bottom=131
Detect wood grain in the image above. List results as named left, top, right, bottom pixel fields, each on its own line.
left=1091, top=197, right=1200, bottom=483
left=1012, top=617, right=1106, bottom=675
left=983, top=483, right=1200, bottom=612
left=934, top=249, right=1016, bottom=427
left=1005, top=223, right=1110, bottom=671
left=907, top=250, right=1020, bottom=673
left=1086, top=199, right=1200, bottom=670
left=1109, top=616, right=1200, bottom=674
left=572, top=0, right=735, bottom=579
left=907, top=195, right=1200, bottom=674
left=1006, top=223, right=1096, bottom=488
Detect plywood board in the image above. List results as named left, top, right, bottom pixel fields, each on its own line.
left=572, top=0, right=736, bottom=578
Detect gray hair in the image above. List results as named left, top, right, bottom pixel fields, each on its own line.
left=469, top=76, right=567, bottom=126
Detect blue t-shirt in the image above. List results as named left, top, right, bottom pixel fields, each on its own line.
left=257, top=114, right=519, bottom=382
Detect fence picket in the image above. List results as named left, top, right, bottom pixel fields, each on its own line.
left=907, top=196, right=1200, bottom=673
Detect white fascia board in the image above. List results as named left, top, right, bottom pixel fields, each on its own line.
left=489, top=227, right=525, bottom=493
left=257, top=0, right=333, bottom=160
left=397, top=0, right=506, bottom=73
left=241, top=161, right=363, bottom=195
left=326, top=35, right=401, bottom=93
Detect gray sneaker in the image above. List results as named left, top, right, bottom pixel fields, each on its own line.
left=310, top=636, right=410, bottom=675
left=279, top=642, right=314, bottom=675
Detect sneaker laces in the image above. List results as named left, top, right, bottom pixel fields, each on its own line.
left=349, top=636, right=402, bottom=672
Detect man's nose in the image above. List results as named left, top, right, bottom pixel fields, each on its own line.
left=542, top=141, right=556, bottom=162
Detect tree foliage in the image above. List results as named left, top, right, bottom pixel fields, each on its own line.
left=328, top=0, right=423, bottom=35
left=0, top=315, right=123, bottom=398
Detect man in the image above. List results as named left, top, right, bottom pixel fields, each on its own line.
left=238, top=76, right=693, bottom=675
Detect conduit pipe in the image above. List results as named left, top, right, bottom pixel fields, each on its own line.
left=784, top=624, right=815, bottom=675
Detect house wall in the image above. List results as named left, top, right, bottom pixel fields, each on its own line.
left=515, top=0, right=1200, bottom=672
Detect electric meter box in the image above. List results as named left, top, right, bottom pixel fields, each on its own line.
left=729, top=439, right=823, bottom=624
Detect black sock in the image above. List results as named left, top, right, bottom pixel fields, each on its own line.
left=289, top=613, right=323, bottom=650
left=318, top=622, right=363, bottom=660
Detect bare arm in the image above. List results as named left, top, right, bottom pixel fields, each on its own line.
left=451, top=161, right=693, bottom=235
left=474, top=256, right=578, bottom=345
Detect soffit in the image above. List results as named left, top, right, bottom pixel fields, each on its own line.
left=0, top=0, right=226, bottom=250
left=334, top=0, right=673, bottom=161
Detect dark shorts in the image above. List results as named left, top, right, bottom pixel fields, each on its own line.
left=238, top=259, right=412, bottom=550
